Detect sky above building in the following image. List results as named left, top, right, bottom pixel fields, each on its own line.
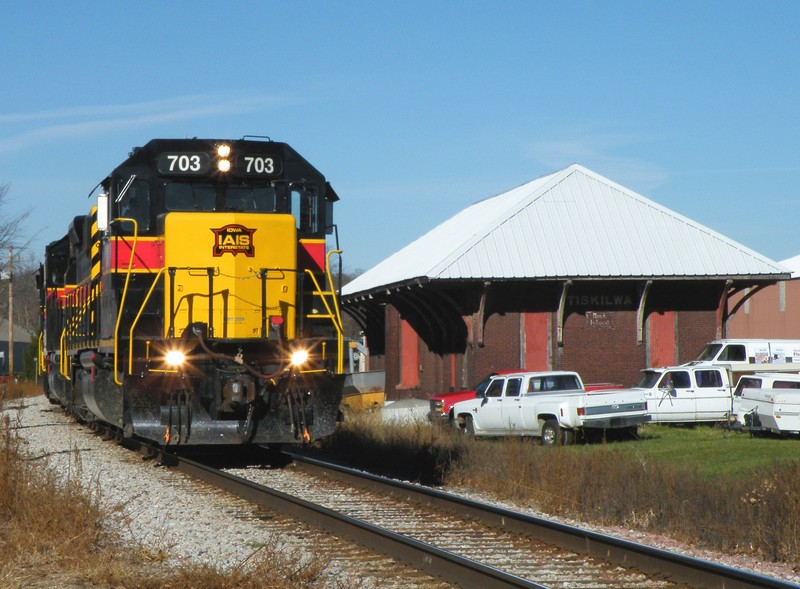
left=1, top=2, right=798, bottom=273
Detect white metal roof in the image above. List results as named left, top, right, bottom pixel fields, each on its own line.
left=780, top=255, right=800, bottom=279
left=344, top=164, right=790, bottom=296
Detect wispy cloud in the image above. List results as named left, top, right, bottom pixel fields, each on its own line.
left=525, top=131, right=668, bottom=193
left=0, top=94, right=296, bottom=154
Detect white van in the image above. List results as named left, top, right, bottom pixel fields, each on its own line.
left=690, top=339, right=800, bottom=367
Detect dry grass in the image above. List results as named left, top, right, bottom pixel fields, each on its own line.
left=323, top=417, right=800, bottom=563
left=447, top=439, right=800, bottom=561
left=326, top=411, right=468, bottom=484
left=0, top=381, right=349, bottom=588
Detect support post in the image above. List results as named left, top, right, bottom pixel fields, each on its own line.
left=475, top=281, right=490, bottom=348
left=7, top=245, right=12, bottom=381
left=716, top=280, right=733, bottom=339
left=556, top=280, right=572, bottom=347
left=636, top=280, right=653, bottom=345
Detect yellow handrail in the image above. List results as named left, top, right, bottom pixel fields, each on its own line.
left=38, top=332, right=45, bottom=374
left=128, top=267, right=165, bottom=374
left=59, top=330, right=70, bottom=380
left=113, top=219, right=138, bottom=385
left=303, top=249, right=344, bottom=373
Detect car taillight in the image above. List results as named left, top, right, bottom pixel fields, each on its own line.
left=577, top=407, right=585, bottom=416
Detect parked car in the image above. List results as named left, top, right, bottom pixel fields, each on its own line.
left=451, top=371, right=646, bottom=445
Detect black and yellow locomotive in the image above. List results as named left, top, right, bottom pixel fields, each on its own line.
left=38, top=137, right=345, bottom=446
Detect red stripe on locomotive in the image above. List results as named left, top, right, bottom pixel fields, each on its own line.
left=298, top=240, right=326, bottom=272
left=111, top=238, right=164, bottom=271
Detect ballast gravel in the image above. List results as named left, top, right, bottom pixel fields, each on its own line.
left=3, top=397, right=290, bottom=569
left=3, top=395, right=799, bottom=587
left=3, top=396, right=432, bottom=588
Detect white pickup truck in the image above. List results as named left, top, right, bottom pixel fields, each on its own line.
left=626, top=365, right=735, bottom=424
left=733, top=372, right=800, bottom=436
left=451, top=371, right=647, bottom=445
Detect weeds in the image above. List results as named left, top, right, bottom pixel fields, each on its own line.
left=324, top=411, right=469, bottom=484
left=323, top=417, right=800, bottom=563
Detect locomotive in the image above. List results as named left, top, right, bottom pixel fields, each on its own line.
left=37, top=137, right=346, bottom=446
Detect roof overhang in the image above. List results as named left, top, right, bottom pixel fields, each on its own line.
left=342, top=273, right=789, bottom=355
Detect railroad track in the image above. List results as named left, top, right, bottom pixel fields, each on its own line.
left=158, top=447, right=797, bottom=589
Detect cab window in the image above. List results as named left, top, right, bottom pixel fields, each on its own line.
left=555, top=374, right=581, bottom=390
left=505, top=377, right=522, bottom=397
left=290, top=185, right=318, bottom=233
left=719, top=345, right=746, bottom=362
left=696, top=370, right=723, bottom=388
left=485, top=379, right=504, bottom=398
left=659, top=371, right=691, bottom=389
left=117, top=179, right=151, bottom=232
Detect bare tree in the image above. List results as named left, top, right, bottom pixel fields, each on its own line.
left=0, top=184, right=32, bottom=264
left=0, top=184, right=37, bottom=378
left=0, top=254, right=40, bottom=334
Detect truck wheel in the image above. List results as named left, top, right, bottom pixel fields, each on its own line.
left=561, top=428, right=575, bottom=445
left=541, top=420, right=560, bottom=446
left=462, top=415, right=475, bottom=436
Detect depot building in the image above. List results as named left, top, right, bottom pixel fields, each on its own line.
left=341, top=165, right=791, bottom=398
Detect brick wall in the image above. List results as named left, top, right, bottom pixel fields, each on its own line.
left=378, top=306, right=718, bottom=400
left=553, top=311, right=645, bottom=387
left=675, top=310, right=719, bottom=364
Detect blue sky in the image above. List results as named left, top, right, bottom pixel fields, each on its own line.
left=1, top=2, right=798, bottom=273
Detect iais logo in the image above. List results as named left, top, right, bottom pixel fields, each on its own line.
left=211, top=224, right=256, bottom=257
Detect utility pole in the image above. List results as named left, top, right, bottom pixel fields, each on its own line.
left=7, top=245, right=12, bottom=382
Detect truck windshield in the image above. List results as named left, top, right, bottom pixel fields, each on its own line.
left=474, top=375, right=495, bottom=398
left=636, top=371, right=662, bottom=388
left=696, top=344, right=722, bottom=361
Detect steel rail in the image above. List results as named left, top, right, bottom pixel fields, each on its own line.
left=163, top=450, right=546, bottom=589
left=286, top=452, right=798, bottom=589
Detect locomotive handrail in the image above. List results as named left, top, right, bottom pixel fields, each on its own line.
left=113, top=217, right=138, bottom=385
left=326, top=249, right=345, bottom=329
left=326, top=249, right=345, bottom=374
left=59, top=331, right=70, bottom=380
left=38, top=333, right=45, bottom=375
left=128, top=267, right=166, bottom=375
left=303, top=249, right=344, bottom=374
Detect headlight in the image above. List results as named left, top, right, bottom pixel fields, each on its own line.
left=165, top=350, right=186, bottom=366
left=290, top=349, right=309, bottom=367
